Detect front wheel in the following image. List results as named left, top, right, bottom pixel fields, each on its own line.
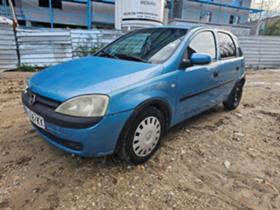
left=118, top=106, right=165, bottom=164
left=223, top=81, right=244, bottom=110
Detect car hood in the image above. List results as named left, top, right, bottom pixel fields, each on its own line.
left=29, top=56, right=162, bottom=102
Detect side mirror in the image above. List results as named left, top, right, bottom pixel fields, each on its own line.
left=190, top=53, right=212, bottom=65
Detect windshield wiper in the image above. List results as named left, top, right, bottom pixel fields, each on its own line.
left=97, top=50, right=119, bottom=59
left=114, top=53, right=149, bottom=63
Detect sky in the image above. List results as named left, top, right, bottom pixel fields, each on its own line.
left=251, top=0, right=280, bottom=10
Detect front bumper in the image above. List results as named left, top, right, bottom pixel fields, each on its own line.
left=22, top=90, right=133, bottom=157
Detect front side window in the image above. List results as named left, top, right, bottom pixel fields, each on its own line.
left=218, top=32, right=237, bottom=59
left=185, top=31, right=216, bottom=60
left=96, top=28, right=188, bottom=64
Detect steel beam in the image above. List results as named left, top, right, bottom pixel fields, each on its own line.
left=87, top=0, right=92, bottom=30
left=49, top=0, right=54, bottom=29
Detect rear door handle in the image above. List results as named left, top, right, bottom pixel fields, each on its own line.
left=213, top=71, right=219, bottom=77
left=236, top=66, right=240, bottom=71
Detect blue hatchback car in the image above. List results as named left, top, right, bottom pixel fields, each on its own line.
left=22, top=26, right=245, bottom=164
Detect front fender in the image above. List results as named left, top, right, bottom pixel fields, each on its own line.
left=107, top=71, right=179, bottom=122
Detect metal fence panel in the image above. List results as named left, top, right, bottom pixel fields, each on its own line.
left=1, top=26, right=280, bottom=71
left=0, top=23, right=18, bottom=72
left=17, top=28, right=73, bottom=67
left=239, top=36, right=280, bottom=69
left=70, top=29, right=123, bottom=58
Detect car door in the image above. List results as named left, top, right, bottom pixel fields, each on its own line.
left=175, top=30, right=221, bottom=124
left=214, top=31, right=243, bottom=102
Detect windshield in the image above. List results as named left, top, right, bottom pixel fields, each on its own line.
left=95, top=28, right=188, bottom=64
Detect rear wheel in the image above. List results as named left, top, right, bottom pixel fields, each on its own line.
left=223, top=81, right=244, bottom=110
left=118, top=106, right=165, bottom=164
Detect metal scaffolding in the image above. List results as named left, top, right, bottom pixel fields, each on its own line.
left=168, top=0, right=263, bottom=19
left=189, top=0, right=263, bottom=13
left=59, top=0, right=114, bottom=30
left=0, top=0, right=115, bottom=30
left=48, top=0, right=92, bottom=30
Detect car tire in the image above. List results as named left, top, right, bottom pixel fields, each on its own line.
left=118, top=106, right=165, bottom=164
left=223, top=81, right=244, bottom=110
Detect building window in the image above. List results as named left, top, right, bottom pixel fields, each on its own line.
left=233, top=0, right=242, bottom=6
left=229, top=15, right=235, bottom=24
left=236, top=16, right=241, bottom=24
left=39, top=0, right=62, bottom=9
left=0, top=0, right=16, bottom=6
left=229, top=15, right=241, bottom=24
left=200, top=11, right=212, bottom=22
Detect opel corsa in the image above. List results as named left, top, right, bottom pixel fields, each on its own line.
left=22, top=26, right=246, bottom=164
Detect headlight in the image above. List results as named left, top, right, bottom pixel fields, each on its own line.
left=55, top=95, right=109, bottom=117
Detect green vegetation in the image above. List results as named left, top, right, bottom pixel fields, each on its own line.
left=16, top=64, right=48, bottom=72
left=77, top=45, right=103, bottom=57
left=17, top=64, right=37, bottom=72
left=16, top=64, right=52, bottom=72
left=261, top=19, right=280, bottom=36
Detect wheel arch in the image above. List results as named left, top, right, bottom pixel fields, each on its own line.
left=114, top=98, right=172, bottom=154
left=240, top=77, right=246, bottom=86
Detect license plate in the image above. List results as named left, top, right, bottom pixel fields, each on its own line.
left=25, top=106, right=45, bottom=129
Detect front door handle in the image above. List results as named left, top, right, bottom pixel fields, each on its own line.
left=213, top=71, right=219, bottom=77
left=236, top=66, right=240, bottom=71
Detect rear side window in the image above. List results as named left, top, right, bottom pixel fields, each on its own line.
left=187, top=31, right=216, bottom=59
left=218, top=32, right=237, bottom=59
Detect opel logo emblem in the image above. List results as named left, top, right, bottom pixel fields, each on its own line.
left=29, top=94, right=36, bottom=106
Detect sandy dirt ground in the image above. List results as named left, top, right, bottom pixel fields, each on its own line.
left=0, top=70, right=280, bottom=210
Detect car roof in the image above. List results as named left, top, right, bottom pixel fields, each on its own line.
left=152, top=25, right=202, bottom=30
left=134, top=25, right=236, bottom=40
left=153, top=25, right=234, bottom=36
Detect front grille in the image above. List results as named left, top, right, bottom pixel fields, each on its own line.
left=27, top=88, right=60, bottom=109
left=33, top=124, right=84, bottom=151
